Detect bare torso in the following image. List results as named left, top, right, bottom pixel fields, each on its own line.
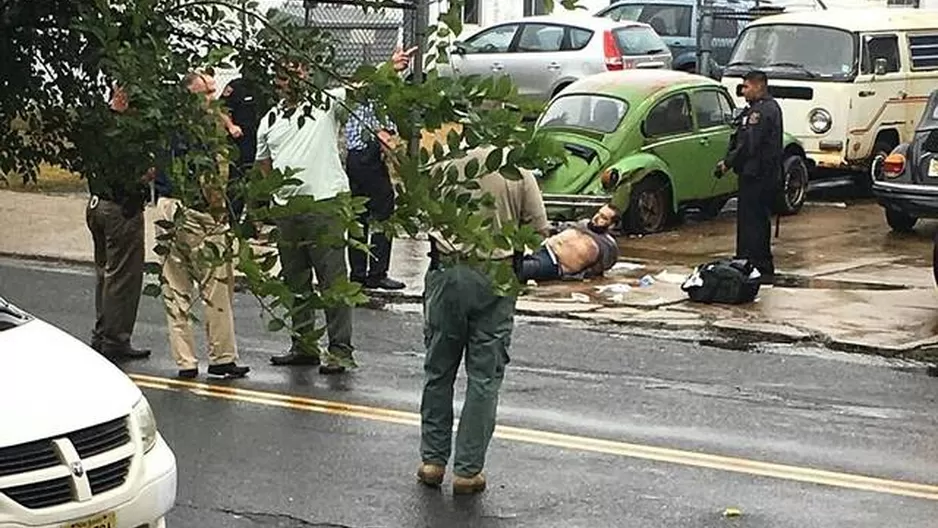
left=546, top=229, right=600, bottom=275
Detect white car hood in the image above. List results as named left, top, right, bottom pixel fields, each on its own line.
left=0, top=318, right=142, bottom=448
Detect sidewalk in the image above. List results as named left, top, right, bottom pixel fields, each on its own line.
left=2, top=190, right=938, bottom=357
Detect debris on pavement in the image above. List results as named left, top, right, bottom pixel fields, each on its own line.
left=722, top=507, right=742, bottom=518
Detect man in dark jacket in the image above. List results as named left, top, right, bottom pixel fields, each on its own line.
left=717, top=70, right=783, bottom=283
left=83, top=85, right=151, bottom=361
left=219, top=76, right=260, bottom=224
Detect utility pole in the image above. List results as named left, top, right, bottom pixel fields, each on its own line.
left=696, top=0, right=714, bottom=78
left=409, top=0, right=429, bottom=158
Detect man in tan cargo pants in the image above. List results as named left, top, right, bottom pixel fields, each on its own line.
left=154, top=71, right=250, bottom=379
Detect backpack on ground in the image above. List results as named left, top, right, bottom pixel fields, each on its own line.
left=681, top=258, right=761, bottom=304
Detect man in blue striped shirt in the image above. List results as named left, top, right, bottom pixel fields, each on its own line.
left=344, top=100, right=405, bottom=290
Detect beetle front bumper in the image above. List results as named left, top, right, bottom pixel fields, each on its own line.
left=541, top=193, right=609, bottom=209
left=872, top=180, right=938, bottom=218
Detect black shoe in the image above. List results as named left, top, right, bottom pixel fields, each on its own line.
left=759, top=273, right=776, bottom=286
left=319, top=364, right=347, bottom=375
left=178, top=368, right=198, bottom=379
left=270, top=352, right=321, bottom=366
left=365, top=277, right=405, bottom=290
left=207, top=363, right=250, bottom=378
left=101, top=345, right=151, bottom=360
left=350, top=275, right=367, bottom=285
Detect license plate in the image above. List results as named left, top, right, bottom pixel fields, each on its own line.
left=928, top=159, right=938, bottom=177
left=62, top=511, right=115, bottom=528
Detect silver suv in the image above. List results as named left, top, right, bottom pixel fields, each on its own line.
left=440, top=15, right=673, bottom=102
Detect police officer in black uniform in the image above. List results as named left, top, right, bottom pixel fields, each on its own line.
left=219, top=76, right=260, bottom=225
left=81, top=86, right=152, bottom=360
left=717, top=70, right=783, bottom=284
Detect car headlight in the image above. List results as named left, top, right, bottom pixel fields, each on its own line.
left=808, top=108, right=832, bottom=134
left=133, top=396, right=158, bottom=453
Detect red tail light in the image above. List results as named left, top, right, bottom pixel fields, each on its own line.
left=883, top=153, right=905, bottom=178
left=603, top=31, right=624, bottom=71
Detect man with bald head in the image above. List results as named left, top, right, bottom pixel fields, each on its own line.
left=152, top=71, right=250, bottom=380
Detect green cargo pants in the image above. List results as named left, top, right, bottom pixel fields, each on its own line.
left=420, top=262, right=515, bottom=477
left=276, top=209, right=355, bottom=368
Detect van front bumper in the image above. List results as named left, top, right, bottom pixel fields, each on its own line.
left=0, top=435, right=177, bottom=528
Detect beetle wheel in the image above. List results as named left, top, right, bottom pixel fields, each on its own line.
left=625, top=177, right=671, bottom=234
left=774, top=155, right=809, bottom=216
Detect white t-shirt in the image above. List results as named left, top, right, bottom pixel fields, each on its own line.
left=255, top=88, right=350, bottom=204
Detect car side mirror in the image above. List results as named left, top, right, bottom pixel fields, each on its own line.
left=731, top=108, right=745, bottom=123
left=874, top=57, right=887, bottom=76
left=453, top=41, right=467, bottom=55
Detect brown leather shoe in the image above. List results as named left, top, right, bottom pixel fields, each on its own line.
left=416, top=463, right=445, bottom=487
left=452, top=473, right=486, bottom=495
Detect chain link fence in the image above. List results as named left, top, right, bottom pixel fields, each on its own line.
left=271, top=0, right=418, bottom=78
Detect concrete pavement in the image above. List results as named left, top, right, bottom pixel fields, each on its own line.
left=2, top=189, right=938, bottom=357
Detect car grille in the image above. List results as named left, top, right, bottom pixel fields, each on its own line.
left=88, top=458, right=132, bottom=495
left=2, top=477, right=73, bottom=509
left=0, top=416, right=132, bottom=509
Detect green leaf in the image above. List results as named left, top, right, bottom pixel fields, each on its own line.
left=485, top=148, right=502, bottom=172
left=499, top=165, right=522, bottom=180
left=267, top=319, right=286, bottom=332
left=465, top=157, right=480, bottom=179
left=447, top=127, right=461, bottom=153
left=142, top=284, right=162, bottom=297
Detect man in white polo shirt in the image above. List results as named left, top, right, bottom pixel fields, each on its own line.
left=256, top=47, right=413, bottom=374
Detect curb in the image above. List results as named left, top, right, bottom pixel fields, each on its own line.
left=2, top=251, right=935, bottom=359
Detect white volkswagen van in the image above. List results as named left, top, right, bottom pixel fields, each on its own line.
left=720, top=8, right=938, bottom=184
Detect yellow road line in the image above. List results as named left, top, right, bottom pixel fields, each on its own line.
left=130, top=373, right=938, bottom=501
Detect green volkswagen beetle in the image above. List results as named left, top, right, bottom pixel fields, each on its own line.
left=534, top=69, right=810, bottom=233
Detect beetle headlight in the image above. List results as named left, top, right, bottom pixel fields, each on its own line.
left=132, top=396, right=158, bottom=453
left=808, top=108, right=832, bottom=134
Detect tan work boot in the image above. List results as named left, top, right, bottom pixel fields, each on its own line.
left=417, top=463, right=445, bottom=487
left=452, top=473, right=486, bottom=495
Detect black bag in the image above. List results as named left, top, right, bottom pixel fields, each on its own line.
left=681, top=258, right=761, bottom=304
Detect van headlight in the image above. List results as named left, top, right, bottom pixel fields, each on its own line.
left=132, top=396, right=158, bottom=453
left=808, top=108, right=832, bottom=134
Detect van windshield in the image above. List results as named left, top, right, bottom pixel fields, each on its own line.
left=537, top=94, right=629, bottom=134
left=0, top=296, right=30, bottom=332
left=725, top=24, right=856, bottom=80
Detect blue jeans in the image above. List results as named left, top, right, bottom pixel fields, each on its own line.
left=518, top=247, right=561, bottom=282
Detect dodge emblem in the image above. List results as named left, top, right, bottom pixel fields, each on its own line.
left=70, top=461, right=84, bottom=478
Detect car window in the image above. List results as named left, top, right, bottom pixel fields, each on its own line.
left=690, top=90, right=728, bottom=129
left=568, top=27, right=593, bottom=51
left=712, top=15, right=738, bottom=39
left=604, top=5, right=641, bottom=22
left=538, top=94, right=629, bottom=134
left=613, top=26, right=669, bottom=55
left=639, top=5, right=693, bottom=38
left=517, top=24, right=564, bottom=52
left=463, top=24, right=519, bottom=54
left=644, top=94, right=693, bottom=137
left=862, top=34, right=901, bottom=74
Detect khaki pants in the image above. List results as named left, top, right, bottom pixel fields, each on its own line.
left=156, top=198, right=238, bottom=369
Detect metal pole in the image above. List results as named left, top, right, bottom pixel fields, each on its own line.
left=697, top=0, right=713, bottom=78
left=240, top=0, right=247, bottom=53
left=409, top=0, right=428, bottom=159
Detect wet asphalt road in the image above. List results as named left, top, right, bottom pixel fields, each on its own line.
left=2, top=258, right=938, bottom=527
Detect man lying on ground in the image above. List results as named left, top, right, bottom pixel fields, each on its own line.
left=517, top=204, right=620, bottom=282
